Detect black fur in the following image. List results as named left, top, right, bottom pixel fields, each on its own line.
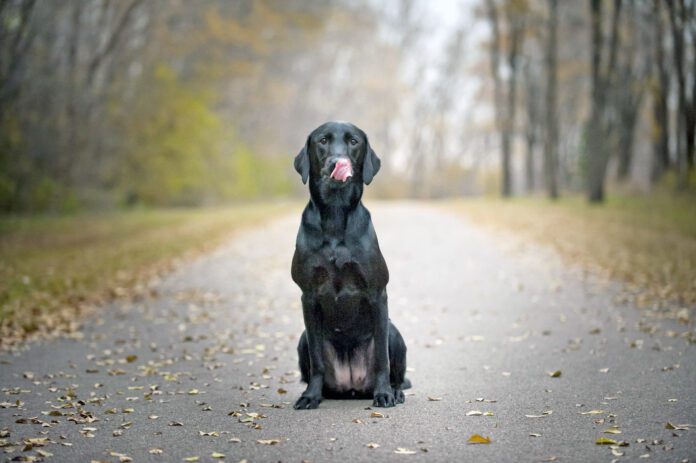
left=291, top=121, right=409, bottom=410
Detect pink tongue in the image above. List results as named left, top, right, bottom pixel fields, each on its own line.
left=330, top=158, right=353, bottom=182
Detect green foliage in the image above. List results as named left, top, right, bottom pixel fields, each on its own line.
left=119, top=66, right=223, bottom=206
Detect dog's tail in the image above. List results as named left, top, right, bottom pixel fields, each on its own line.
left=400, top=378, right=412, bottom=390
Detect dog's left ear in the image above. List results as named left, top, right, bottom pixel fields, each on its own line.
left=362, top=137, right=381, bottom=185
left=294, top=136, right=310, bottom=184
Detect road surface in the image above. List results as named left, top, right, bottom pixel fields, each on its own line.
left=1, top=202, right=694, bottom=462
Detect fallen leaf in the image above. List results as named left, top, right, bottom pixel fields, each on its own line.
left=109, top=452, right=132, bottom=462
left=548, top=370, right=562, bottom=378
left=595, top=437, right=618, bottom=445
left=370, top=412, right=384, bottom=418
left=604, top=426, right=621, bottom=434
left=427, top=396, right=442, bottom=401
left=211, top=452, right=225, bottom=459
left=466, top=411, right=483, bottom=416
left=367, top=442, right=380, bottom=448
left=183, top=457, right=199, bottom=462
left=467, top=434, right=491, bottom=444
left=526, top=411, right=553, bottom=418
left=277, top=388, right=287, bottom=394
left=257, top=439, right=280, bottom=445
left=579, top=410, right=604, bottom=415
left=529, top=433, right=542, bottom=437
left=394, top=447, right=417, bottom=454
left=229, top=437, right=241, bottom=443
left=169, top=421, right=184, bottom=426
left=149, top=448, right=163, bottom=454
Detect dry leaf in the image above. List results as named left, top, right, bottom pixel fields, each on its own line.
left=394, top=447, right=417, bottom=454
left=548, top=370, right=562, bottom=378
left=370, top=411, right=384, bottom=418
left=427, top=396, right=442, bottom=401
left=466, top=411, right=483, bottom=416
left=526, top=411, right=553, bottom=418
left=604, top=426, right=621, bottom=434
left=211, top=452, right=225, bottom=459
left=467, top=434, right=491, bottom=444
left=367, top=442, right=380, bottom=448
left=579, top=410, right=604, bottom=415
left=257, top=439, right=280, bottom=445
left=149, top=448, right=163, bottom=455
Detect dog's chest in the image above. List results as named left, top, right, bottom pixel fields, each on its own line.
left=309, top=244, right=371, bottom=316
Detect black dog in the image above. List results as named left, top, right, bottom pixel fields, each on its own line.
left=291, top=121, right=410, bottom=410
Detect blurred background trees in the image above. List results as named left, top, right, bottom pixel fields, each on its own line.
left=1, top=0, right=694, bottom=213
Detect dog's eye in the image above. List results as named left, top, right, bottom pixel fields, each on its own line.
left=350, top=138, right=358, bottom=146
left=319, top=137, right=328, bottom=145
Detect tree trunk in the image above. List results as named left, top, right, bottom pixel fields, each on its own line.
left=544, top=0, right=559, bottom=199
left=586, top=0, right=622, bottom=203
left=666, top=0, right=690, bottom=190
left=651, top=0, right=670, bottom=183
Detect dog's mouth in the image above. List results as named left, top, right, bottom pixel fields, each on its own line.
left=329, top=158, right=353, bottom=182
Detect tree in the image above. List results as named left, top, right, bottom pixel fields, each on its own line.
left=666, top=0, right=695, bottom=190
left=651, top=0, right=671, bottom=183
left=486, top=0, right=527, bottom=197
left=543, top=0, right=559, bottom=199
left=586, top=0, right=622, bottom=203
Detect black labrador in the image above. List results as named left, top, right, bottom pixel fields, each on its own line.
left=291, top=121, right=410, bottom=410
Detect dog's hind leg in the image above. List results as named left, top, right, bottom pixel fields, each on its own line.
left=297, top=331, right=310, bottom=384
left=388, top=321, right=409, bottom=404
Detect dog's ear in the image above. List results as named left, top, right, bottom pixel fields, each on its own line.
left=294, top=136, right=310, bottom=184
left=362, top=137, right=381, bottom=185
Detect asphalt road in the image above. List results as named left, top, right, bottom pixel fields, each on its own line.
left=1, top=202, right=694, bottom=463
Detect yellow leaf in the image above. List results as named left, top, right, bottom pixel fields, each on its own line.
left=548, top=370, right=562, bottom=378
left=467, top=434, right=491, bottom=444
left=604, top=426, right=621, bottom=434
left=595, top=437, right=618, bottom=445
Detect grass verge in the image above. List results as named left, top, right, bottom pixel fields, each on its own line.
left=0, top=202, right=296, bottom=348
left=447, top=193, right=696, bottom=311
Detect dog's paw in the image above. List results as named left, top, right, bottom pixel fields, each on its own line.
left=294, top=395, right=321, bottom=410
left=393, top=388, right=405, bottom=404
left=373, top=390, right=396, bottom=408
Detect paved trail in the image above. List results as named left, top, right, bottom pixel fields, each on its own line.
left=1, top=202, right=694, bottom=462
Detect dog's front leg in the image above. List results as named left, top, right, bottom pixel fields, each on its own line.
left=294, top=293, right=324, bottom=410
left=372, top=290, right=396, bottom=407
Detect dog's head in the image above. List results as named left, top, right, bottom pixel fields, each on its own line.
left=294, top=122, right=381, bottom=201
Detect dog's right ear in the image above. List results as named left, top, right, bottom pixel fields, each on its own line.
left=294, top=137, right=310, bottom=184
